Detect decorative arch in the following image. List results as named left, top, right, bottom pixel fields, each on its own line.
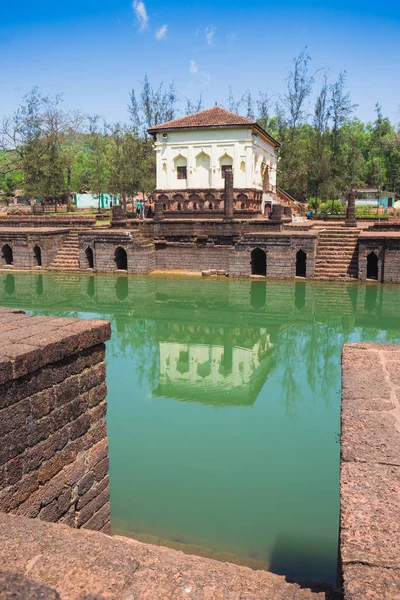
left=367, top=251, right=378, bottom=280
left=2, top=244, right=13, bottom=265
left=115, top=247, right=128, bottom=271
left=195, top=152, right=211, bottom=188
left=33, top=245, right=42, bottom=267
left=251, top=248, right=267, bottom=276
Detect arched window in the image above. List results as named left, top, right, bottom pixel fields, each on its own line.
left=115, top=247, right=128, bottom=271
left=85, top=247, right=94, bottom=269
left=367, top=252, right=378, bottom=280
left=2, top=244, right=13, bottom=265
left=219, top=153, right=233, bottom=179
left=209, top=202, right=213, bottom=210
left=163, top=203, right=167, bottom=211
left=174, top=154, right=187, bottom=180
left=193, top=203, right=198, bottom=210
left=33, top=245, right=42, bottom=267
left=296, top=249, right=307, bottom=277
left=251, top=248, right=267, bottom=276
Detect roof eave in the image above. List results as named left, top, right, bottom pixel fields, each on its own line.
left=147, top=123, right=254, bottom=135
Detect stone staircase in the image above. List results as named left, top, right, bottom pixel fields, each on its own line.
left=48, top=231, right=80, bottom=272
left=314, top=227, right=360, bottom=280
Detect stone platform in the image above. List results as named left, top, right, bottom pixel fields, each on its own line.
left=341, top=343, right=400, bottom=599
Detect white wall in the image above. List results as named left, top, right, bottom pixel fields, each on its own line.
left=154, top=127, right=277, bottom=191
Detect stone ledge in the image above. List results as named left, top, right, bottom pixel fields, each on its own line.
left=0, top=513, right=339, bottom=600
left=0, top=308, right=110, bottom=383
left=341, top=343, right=400, bottom=599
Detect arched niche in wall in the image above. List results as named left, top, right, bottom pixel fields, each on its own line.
left=195, top=152, right=211, bottom=188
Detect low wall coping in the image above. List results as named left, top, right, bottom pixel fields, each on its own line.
left=0, top=512, right=339, bottom=600
left=341, top=342, right=400, bottom=599
left=0, top=308, right=110, bottom=384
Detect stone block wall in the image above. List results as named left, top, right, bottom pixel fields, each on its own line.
left=0, top=308, right=111, bottom=532
left=231, top=234, right=317, bottom=278
left=79, top=231, right=155, bottom=274
left=0, top=230, right=68, bottom=269
left=155, top=243, right=233, bottom=272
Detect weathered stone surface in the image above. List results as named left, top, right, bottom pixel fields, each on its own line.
left=341, top=343, right=400, bottom=600
left=341, top=462, right=400, bottom=568
left=0, top=513, right=339, bottom=600
left=0, top=570, right=60, bottom=600
left=343, top=565, right=400, bottom=600
left=341, top=411, right=400, bottom=465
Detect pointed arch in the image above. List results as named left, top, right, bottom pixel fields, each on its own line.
left=115, top=247, right=128, bottom=271
left=296, top=249, right=307, bottom=277
left=2, top=244, right=13, bottom=265
left=251, top=248, right=266, bottom=276
left=366, top=251, right=378, bottom=280
left=85, top=247, right=94, bottom=269
left=195, top=152, right=211, bottom=188
left=33, top=245, right=42, bottom=267
left=173, top=154, right=187, bottom=180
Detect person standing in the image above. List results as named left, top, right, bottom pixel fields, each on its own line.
left=136, top=199, right=141, bottom=219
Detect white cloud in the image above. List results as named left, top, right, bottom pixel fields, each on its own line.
left=132, top=0, right=149, bottom=31
left=156, top=24, right=168, bottom=40
left=205, top=26, right=216, bottom=46
left=189, top=60, right=198, bottom=74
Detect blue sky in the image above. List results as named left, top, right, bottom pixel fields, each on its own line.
left=1, top=0, right=400, bottom=124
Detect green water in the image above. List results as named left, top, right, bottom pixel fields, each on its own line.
left=1, top=272, right=400, bottom=585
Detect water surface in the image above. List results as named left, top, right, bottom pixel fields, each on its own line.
left=1, top=272, right=400, bottom=585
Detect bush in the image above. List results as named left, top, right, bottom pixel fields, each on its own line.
left=319, top=200, right=343, bottom=214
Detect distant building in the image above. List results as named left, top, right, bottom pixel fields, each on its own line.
left=354, top=188, right=398, bottom=210
left=147, top=106, right=280, bottom=215
left=73, top=193, right=120, bottom=210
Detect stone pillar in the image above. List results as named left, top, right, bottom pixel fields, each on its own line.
left=153, top=199, right=164, bottom=221
left=223, top=168, right=234, bottom=221
left=345, top=190, right=357, bottom=227
left=111, top=205, right=127, bottom=228
left=270, top=204, right=284, bottom=222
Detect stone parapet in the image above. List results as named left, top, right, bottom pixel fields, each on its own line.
left=0, top=308, right=111, bottom=532
left=341, top=343, right=400, bottom=599
left=0, top=512, right=339, bottom=600
left=0, top=215, right=96, bottom=228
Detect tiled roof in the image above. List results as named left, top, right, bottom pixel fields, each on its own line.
left=147, top=106, right=255, bottom=133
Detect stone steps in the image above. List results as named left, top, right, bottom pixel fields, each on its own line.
left=48, top=232, right=80, bottom=272
left=314, top=228, right=360, bottom=280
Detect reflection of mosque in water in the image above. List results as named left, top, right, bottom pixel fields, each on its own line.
left=153, top=323, right=279, bottom=406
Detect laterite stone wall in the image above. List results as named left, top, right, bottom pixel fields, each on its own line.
left=0, top=308, right=111, bottom=532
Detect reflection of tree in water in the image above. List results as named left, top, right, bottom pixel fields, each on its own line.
left=107, top=314, right=159, bottom=390
left=275, top=319, right=353, bottom=417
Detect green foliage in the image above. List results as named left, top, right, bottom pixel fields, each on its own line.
left=319, top=200, right=343, bottom=214
left=1, top=60, right=400, bottom=208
